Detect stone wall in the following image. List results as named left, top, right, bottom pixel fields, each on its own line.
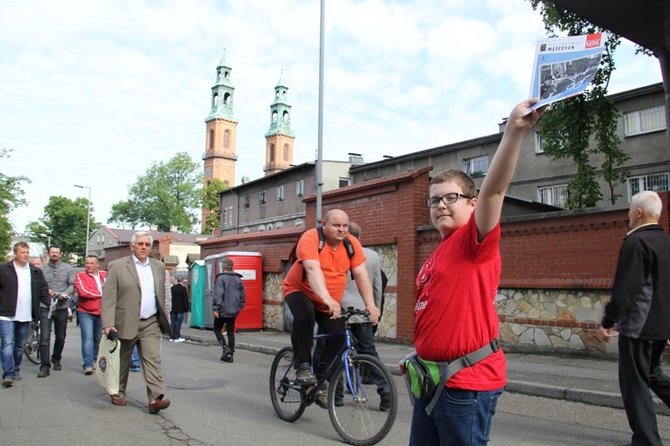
left=497, top=288, right=616, bottom=356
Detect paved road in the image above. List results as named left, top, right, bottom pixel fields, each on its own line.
left=3, top=324, right=669, bottom=445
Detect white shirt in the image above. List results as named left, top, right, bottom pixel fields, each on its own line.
left=13, top=261, right=32, bottom=322
left=133, top=255, right=158, bottom=319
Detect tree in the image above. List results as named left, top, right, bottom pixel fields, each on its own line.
left=25, top=195, right=97, bottom=265
left=0, top=148, right=29, bottom=260
left=202, top=178, right=229, bottom=235
left=528, top=0, right=635, bottom=208
left=108, top=152, right=202, bottom=233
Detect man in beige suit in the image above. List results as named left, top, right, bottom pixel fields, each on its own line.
left=101, top=231, right=173, bottom=413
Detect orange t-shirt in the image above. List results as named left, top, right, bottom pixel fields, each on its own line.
left=283, top=228, right=366, bottom=312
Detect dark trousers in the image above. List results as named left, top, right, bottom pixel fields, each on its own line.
left=285, top=292, right=344, bottom=374
left=214, top=316, right=237, bottom=352
left=618, top=335, right=670, bottom=446
left=39, top=307, right=68, bottom=371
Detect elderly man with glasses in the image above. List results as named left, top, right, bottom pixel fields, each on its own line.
left=101, top=231, right=173, bottom=414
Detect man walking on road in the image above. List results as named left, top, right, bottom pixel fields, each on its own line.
left=74, top=255, right=106, bottom=375
left=170, top=277, right=189, bottom=343
left=600, top=190, right=670, bottom=446
left=102, top=231, right=173, bottom=414
left=0, top=242, right=49, bottom=387
left=39, top=245, right=75, bottom=377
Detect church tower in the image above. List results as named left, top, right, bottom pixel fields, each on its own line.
left=202, top=50, right=238, bottom=226
left=264, top=71, right=295, bottom=176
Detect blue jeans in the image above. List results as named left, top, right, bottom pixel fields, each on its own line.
left=170, top=312, right=184, bottom=340
left=131, top=345, right=140, bottom=367
left=409, top=386, right=503, bottom=446
left=0, top=320, right=30, bottom=380
left=78, top=311, right=102, bottom=370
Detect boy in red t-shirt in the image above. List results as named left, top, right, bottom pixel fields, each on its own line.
left=410, top=99, right=545, bottom=446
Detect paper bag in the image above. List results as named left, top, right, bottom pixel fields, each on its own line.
left=95, top=335, right=120, bottom=395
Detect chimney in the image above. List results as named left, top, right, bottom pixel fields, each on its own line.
left=348, top=152, right=364, bottom=165
left=498, top=118, right=508, bottom=133
left=150, top=225, right=158, bottom=232
left=170, top=226, right=178, bottom=233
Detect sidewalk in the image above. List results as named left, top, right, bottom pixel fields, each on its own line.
left=180, top=325, right=670, bottom=415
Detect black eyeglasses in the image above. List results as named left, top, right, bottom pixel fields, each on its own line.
left=425, top=193, right=472, bottom=208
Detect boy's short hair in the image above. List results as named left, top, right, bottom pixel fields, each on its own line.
left=429, top=169, right=478, bottom=198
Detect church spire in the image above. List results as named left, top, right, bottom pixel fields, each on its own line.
left=264, top=70, right=295, bottom=176
left=201, top=49, right=238, bottom=231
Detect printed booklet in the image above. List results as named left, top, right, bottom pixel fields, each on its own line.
left=527, top=33, right=606, bottom=112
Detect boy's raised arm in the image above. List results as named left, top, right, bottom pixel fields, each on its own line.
left=475, top=98, right=545, bottom=240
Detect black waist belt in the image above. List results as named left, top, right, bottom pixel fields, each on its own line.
left=140, top=314, right=157, bottom=321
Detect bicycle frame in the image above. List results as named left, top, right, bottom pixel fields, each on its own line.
left=280, top=321, right=367, bottom=406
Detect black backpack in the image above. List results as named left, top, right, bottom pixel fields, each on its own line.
left=285, top=226, right=355, bottom=281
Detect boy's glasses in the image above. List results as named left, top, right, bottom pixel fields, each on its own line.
left=425, top=193, right=472, bottom=208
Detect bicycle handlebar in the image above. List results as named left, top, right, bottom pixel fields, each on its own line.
left=340, top=307, right=371, bottom=322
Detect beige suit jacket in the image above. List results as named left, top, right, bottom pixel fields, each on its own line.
left=101, top=255, right=172, bottom=339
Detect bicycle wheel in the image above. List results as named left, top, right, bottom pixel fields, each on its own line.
left=269, top=346, right=306, bottom=422
left=24, top=321, right=40, bottom=365
left=328, top=354, right=398, bottom=446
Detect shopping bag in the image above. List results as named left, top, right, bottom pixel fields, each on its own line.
left=95, top=334, right=120, bottom=395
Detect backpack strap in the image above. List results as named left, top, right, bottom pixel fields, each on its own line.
left=424, top=338, right=500, bottom=415
left=301, top=227, right=355, bottom=282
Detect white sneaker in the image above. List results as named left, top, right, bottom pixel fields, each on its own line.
left=175, top=338, right=186, bottom=343
left=168, top=339, right=174, bottom=342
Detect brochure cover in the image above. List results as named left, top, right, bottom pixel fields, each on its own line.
left=528, top=33, right=606, bottom=112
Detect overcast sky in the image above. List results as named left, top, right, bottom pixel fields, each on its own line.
left=1, top=0, right=662, bottom=234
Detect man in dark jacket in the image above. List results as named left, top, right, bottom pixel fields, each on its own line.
left=169, top=277, right=189, bottom=342
left=0, top=242, right=50, bottom=387
left=599, top=190, right=670, bottom=446
left=212, top=258, right=245, bottom=363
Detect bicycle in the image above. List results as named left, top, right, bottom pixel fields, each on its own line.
left=269, top=308, right=398, bottom=446
left=24, top=320, right=41, bottom=365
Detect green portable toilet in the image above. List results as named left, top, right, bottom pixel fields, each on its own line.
left=189, top=260, right=205, bottom=329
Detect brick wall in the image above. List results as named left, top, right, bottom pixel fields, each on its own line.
left=200, top=171, right=670, bottom=352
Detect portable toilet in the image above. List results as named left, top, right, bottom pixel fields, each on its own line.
left=204, top=251, right=263, bottom=330
left=189, top=260, right=205, bottom=329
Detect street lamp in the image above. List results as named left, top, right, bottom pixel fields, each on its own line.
left=74, top=184, right=92, bottom=258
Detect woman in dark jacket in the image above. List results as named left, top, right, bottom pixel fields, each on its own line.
left=212, top=258, right=245, bottom=363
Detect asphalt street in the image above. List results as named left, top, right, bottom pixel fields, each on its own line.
left=2, top=323, right=669, bottom=446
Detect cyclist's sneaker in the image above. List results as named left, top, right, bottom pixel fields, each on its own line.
left=296, top=363, right=317, bottom=385
left=379, top=392, right=391, bottom=411
left=315, top=383, right=329, bottom=409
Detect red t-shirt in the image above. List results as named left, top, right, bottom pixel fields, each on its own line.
left=414, top=214, right=506, bottom=391
left=283, top=228, right=366, bottom=313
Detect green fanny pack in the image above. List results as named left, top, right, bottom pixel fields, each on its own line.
left=399, top=339, right=500, bottom=415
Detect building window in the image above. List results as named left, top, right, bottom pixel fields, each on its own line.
left=269, top=144, right=275, bottom=162
left=272, top=111, right=278, bottom=124
left=243, top=195, right=250, bottom=210
left=624, top=105, right=666, bottom=137
left=277, top=185, right=284, bottom=201
left=627, top=172, right=669, bottom=200
left=227, top=206, right=233, bottom=226
left=296, top=180, right=304, bottom=197
left=209, top=129, right=214, bottom=150
left=260, top=190, right=267, bottom=206
left=224, top=130, right=230, bottom=149
left=462, top=155, right=489, bottom=176
left=283, top=144, right=289, bottom=161
left=538, top=184, right=568, bottom=208
left=339, top=177, right=351, bottom=188
left=222, top=208, right=228, bottom=227
left=534, top=132, right=544, bottom=154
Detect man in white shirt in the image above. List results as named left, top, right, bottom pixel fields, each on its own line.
left=101, top=232, right=173, bottom=413
left=0, top=242, right=49, bottom=387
